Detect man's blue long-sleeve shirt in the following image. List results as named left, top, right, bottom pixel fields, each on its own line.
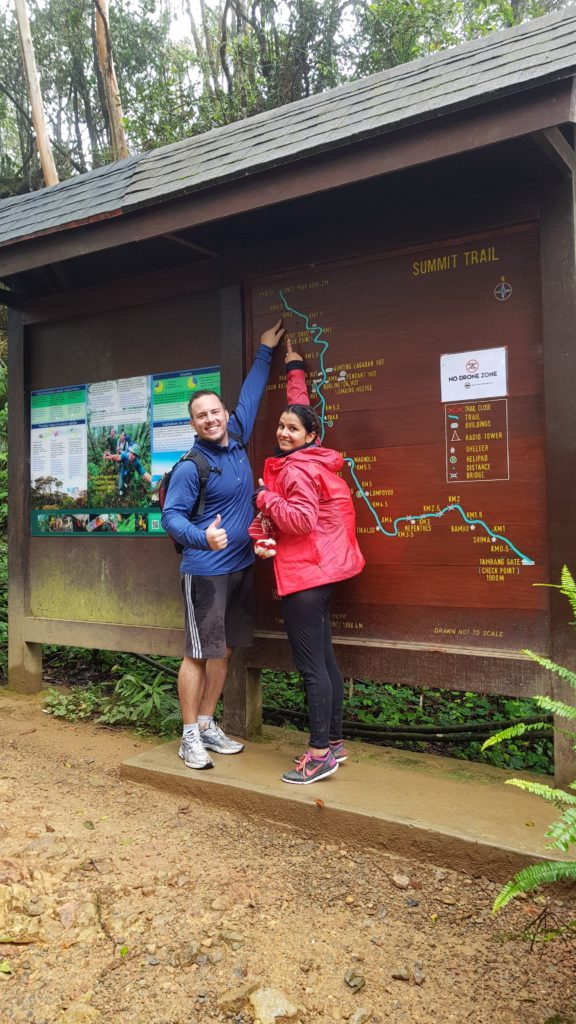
left=161, top=344, right=272, bottom=575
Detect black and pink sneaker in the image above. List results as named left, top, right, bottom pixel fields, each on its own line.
left=282, top=750, right=339, bottom=785
left=293, top=740, right=348, bottom=765
left=329, top=740, right=348, bottom=763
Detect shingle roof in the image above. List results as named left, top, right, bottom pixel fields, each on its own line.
left=0, top=157, right=139, bottom=247
left=1, top=6, right=575, bottom=248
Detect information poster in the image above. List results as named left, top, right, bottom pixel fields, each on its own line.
left=151, top=367, right=219, bottom=487
left=30, top=387, right=88, bottom=509
left=247, top=227, right=549, bottom=653
left=31, top=365, right=220, bottom=537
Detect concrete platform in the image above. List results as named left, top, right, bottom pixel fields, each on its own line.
left=121, top=726, right=576, bottom=881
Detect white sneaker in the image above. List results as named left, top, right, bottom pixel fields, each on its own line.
left=200, top=720, right=244, bottom=755
left=178, top=732, right=214, bottom=770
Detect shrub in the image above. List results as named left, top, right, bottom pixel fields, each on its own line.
left=483, top=566, right=576, bottom=920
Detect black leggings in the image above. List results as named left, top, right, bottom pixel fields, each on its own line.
left=281, top=583, right=344, bottom=750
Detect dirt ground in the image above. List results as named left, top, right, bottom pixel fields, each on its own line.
left=1, top=690, right=574, bottom=1024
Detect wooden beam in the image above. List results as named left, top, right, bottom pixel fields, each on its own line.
left=22, top=616, right=185, bottom=658
left=22, top=258, right=222, bottom=325
left=21, top=186, right=539, bottom=327
left=227, top=186, right=539, bottom=286
left=0, top=288, right=25, bottom=309
left=249, top=637, right=549, bottom=698
left=532, top=127, right=576, bottom=176
left=0, top=80, right=572, bottom=280
left=163, top=233, right=220, bottom=258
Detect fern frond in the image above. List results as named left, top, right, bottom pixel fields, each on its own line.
left=534, top=566, right=576, bottom=622
left=531, top=694, right=576, bottom=719
left=560, top=565, right=576, bottom=620
left=481, top=722, right=548, bottom=751
left=522, top=651, right=576, bottom=691
left=505, top=778, right=576, bottom=806
left=493, top=860, right=576, bottom=911
left=545, top=808, right=576, bottom=852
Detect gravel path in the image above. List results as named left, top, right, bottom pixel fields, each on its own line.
left=1, top=691, right=574, bottom=1024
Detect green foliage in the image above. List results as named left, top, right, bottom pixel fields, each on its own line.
left=44, top=666, right=181, bottom=736
left=481, top=720, right=552, bottom=749
left=353, top=0, right=461, bottom=76
left=40, top=654, right=553, bottom=774
left=483, top=566, right=576, bottom=913
left=505, top=778, right=576, bottom=815
left=493, top=860, right=576, bottom=912
left=263, top=670, right=553, bottom=772
left=523, top=652, right=576, bottom=695
left=0, top=0, right=572, bottom=196
left=44, top=684, right=106, bottom=721
left=113, top=671, right=180, bottom=729
left=532, top=692, right=576, bottom=719
left=460, top=0, right=569, bottom=37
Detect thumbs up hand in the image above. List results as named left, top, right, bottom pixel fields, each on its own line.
left=206, top=514, right=228, bottom=550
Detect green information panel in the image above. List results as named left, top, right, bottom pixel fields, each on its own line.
left=30, top=366, right=219, bottom=537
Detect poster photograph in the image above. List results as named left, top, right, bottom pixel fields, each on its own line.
left=86, top=375, right=152, bottom=509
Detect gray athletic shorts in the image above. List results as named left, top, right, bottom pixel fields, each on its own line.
left=181, top=566, right=255, bottom=660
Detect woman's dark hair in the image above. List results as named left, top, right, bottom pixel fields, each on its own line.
left=283, top=404, right=321, bottom=438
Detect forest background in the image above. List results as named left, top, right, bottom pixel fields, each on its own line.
left=0, top=0, right=570, bottom=770
left=0, top=0, right=572, bottom=198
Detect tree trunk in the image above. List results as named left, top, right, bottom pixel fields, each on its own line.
left=13, top=0, right=59, bottom=187
left=93, top=0, right=129, bottom=161
left=184, top=0, right=213, bottom=95
left=200, top=0, right=223, bottom=95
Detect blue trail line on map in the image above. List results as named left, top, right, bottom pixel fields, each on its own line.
left=278, top=289, right=535, bottom=566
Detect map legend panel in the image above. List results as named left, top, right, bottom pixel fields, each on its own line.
left=445, top=400, right=509, bottom=483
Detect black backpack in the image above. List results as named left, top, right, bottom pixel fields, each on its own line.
left=157, top=429, right=243, bottom=554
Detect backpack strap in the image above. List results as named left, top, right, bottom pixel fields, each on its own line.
left=179, top=448, right=222, bottom=520
left=176, top=417, right=243, bottom=522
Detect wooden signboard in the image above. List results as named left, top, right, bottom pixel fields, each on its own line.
left=246, top=224, right=549, bottom=656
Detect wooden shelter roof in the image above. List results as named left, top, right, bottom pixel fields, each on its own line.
left=0, top=6, right=575, bottom=252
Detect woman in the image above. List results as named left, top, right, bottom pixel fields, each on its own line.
left=255, top=338, right=365, bottom=784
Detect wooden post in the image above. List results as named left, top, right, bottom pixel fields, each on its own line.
left=222, top=650, right=262, bottom=739
left=7, top=309, right=43, bottom=692
left=14, top=0, right=59, bottom=187
left=218, top=282, right=263, bottom=737
left=540, top=167, right=576, bottom=787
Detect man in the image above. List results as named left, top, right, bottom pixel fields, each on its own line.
left=104, top=441, right=152, bottom=497
left=161, top=320, right=285, bottom=770
left=104, top=427, right=117, bottom=455
left=117, top=429, right=131, bottom=453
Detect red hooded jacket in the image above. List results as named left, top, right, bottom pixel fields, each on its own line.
left=255, top=364, right=365, bottom=596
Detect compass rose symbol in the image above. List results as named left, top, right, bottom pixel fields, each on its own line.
left=494, top=277, right=512, bottom=301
